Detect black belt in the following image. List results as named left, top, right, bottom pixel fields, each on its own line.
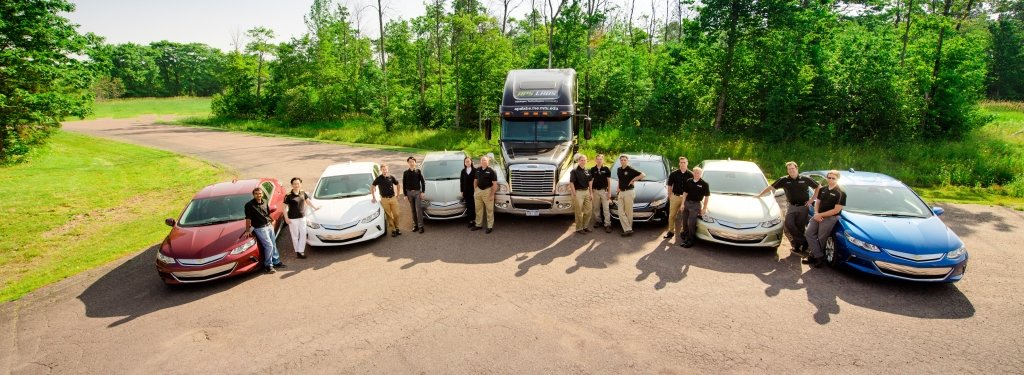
left=620, top=187, right=633, bottom=191
left=575, top=188, right=589, bottom=191
left=673, top=193, right=684, bottom=197
left=381, top=195, right=395, bottom=198
left=789, top=202, right=806, bottom=206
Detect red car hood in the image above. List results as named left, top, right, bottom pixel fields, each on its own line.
left=166, top=220, right=249, bottom=259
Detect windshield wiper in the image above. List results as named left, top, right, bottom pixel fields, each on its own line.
left=192, top=218, right=240, bottom=226
left=717, top=192, right=755, bottom=196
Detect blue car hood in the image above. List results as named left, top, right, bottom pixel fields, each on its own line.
left=841, top=212, right=962, bottom=253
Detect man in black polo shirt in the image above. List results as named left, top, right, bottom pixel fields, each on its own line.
left=372, top=164, right=402, bottom=237
left=616, top=154, right=646, bottom=236
left=804, top=170, right=846, bottom=267
left=759, top=161, right=819, bottom=256
left=590, top=154, right=612, bottom=233
left=665, top=156, right=693, bottom=240
left=569, top=154, right=593, bottom=234
left=403, top=156, right=427, bottom=234
left=472, top=156, right=498, bottom=233
left=679, top=167, right=710, bottom=248
left=242, top=187, right=284, bottom=273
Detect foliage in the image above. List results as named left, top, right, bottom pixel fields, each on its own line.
left=85, top=38, right=225, bottom=98
left=0, top=0, right=93, bottom=164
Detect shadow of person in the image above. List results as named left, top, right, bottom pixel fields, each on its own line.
left=634, top=240, right=783, bottom=290
left=754, top=252, right=805, bottom=297
left=634, top=244, right=691, bottom=290
left=800, top=265, right=975, bottom=325
left=565, top=232, right=653, bottom=274
left=277, top=226, right=373, bottom=280
left=77, top=245, right=258, bottom=328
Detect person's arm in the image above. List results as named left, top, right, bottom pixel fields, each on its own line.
left=570, top=171, right=578, bottom=199
left=371, top=184, right=378, bottom=203
left=679, top=193, right=688, bottom=212
left=397, top=177, right=404, bottom=197
left=283, top=203, right=290, bottom=225
left=241, top=218, right=252, bottom=239
left=758, top=185, right=774, bottom=197
left=701, top=195, right=709, bottom=216
left=804, top=177, right=819, bottom=206
left=303, top=192, right=320, bottom=211
left=819, top=204, right=844, bottom=218
left=631, top=171, right=646, bottom=185
left=419, top=171, right=426, bottom=197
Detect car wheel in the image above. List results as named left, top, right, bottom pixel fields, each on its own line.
left=824, top=235, right=842, bottom=268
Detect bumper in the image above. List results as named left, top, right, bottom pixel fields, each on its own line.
left=493, top=193, right=574, bottom=216
left=306, top=214, right=387, bottom=246
left=156, top=246, right=263, bottom=285
left=834, top=236, right=968, bottom=283
left=423, top=201, right=469, bottom=220
left=695, top=221, right=783, bottom=247
left=609, top=203, right=668, bottom=223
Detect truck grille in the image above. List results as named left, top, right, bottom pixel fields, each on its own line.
left=510, top=169, right=555, bottom=196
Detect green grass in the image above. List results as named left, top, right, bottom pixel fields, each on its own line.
left=0, top=131, right=232, bottom=302
left=89, top=97, right=212, bottom=119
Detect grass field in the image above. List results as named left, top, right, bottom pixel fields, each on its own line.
left=0, top=131, right=231, bottom=302
left=90, top=97, right=212, bottom=119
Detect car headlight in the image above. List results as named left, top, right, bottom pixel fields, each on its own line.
left=156, top=251, right=176, bottom=265
left=230, top=238, right=257, bottom=255
left=497, top=184, right=510, bottom=194
left=761, top=216, right=782, bottom=228
left=700, top=215, right=715, bottom=223
left=307, top=221, right=321, bottom=229
left=649, top=198, right=666, bottom=208
left=946, top=246, right=966, bottom=259
left=361, top=207, right=381, bottom=223
left=422, top=199, right=431, bottom=207
left=555, top=183, right=571, bottom=195
left=844, top=231, right=880, bottom=252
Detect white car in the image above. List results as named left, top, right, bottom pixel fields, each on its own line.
left=694, top=160, right=784, bottom=248
left=420, top=151, right=471, bottom=220
left=306, top=162, right=387, bottom=247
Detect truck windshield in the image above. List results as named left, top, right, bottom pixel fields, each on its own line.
left=501, top=118, right=571, bottom=142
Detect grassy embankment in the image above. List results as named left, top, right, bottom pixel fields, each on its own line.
left=177, top=100, right=1024, bottom=209
left=89, top=96, right=212, bottom=119
left=0, top=131, right=230, bottom=302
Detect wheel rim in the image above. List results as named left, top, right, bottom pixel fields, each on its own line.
left=825, top=236, right=835, bottom=263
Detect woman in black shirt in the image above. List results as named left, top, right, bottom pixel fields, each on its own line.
left=459, top=156, right=477, bottom=228
left=284, top=177, right=320, bottom=258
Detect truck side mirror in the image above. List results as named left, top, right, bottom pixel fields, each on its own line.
left=484, top=118, right=492, bottom=141
left=584, top=117, right=592, bottom=140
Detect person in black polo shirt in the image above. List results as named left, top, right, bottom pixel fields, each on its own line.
left=759, top=161, right=819, bottom=256
left=472, top=156, right=498, bottom=233
left=804, top=169, right=846, bottom=267
left=283, top=177, right=320, bottom=259
left=403, top=156, right=427, bottom=234
left=679, top=167, right=710, bottom=248
left=665, top=156, right=693, bottom=240
left=590, top=154, right=612, bottom=233
left=242, top=187, right=285, bottom=273
left=569, top=154, right=594, bottom=234
left=372, top=164, right=403, bottom=237
left=616, top=154, right=646, bottom=236
left=459, top=156, right=478, bottom=228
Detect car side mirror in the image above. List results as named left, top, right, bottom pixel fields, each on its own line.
left=165, top=218, right=176, bottom=227
left=270, top=205, right=279, bottom=214
left=583, top=117, right=592, bottom=140
left=932, top=206, right=944, bottom=216
left=484, top=118, right=492, bottom=140
left=774, top=188, right=785, bottom=197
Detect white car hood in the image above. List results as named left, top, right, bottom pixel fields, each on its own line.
left=424, top=180, right=462, bottom=203
left=706, top=194, right=781, bottom=224
left=309, top=195, right=380, bottom=225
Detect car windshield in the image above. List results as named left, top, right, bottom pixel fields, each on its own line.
left=842, top=185, right=931, bottom=218
left=501, top=118, right=571, bottom=142
left=614, top=160, right=667, bottom=181
left=422, top=160, right=462, bottom=181
left=315, top=173, right=373, bottom=199
left=178, top=194, right=251, bottom=227
left=702, top=170, right=768, bottom=196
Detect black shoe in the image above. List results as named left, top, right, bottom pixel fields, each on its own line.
left=485, top=228, right=493, bottom=234
left=396, top=229, right=402, bottom=236
left=413, top=226, right=420, bottom=232
left=471, top=226, right=482, bottom=231
left=265, top=266, right=276, bottom=274
left=664, top=232, right=674, bottom=239
left=468, top=221, right=475, bottom=228
left=803, top=257, right=821, bottom=266
left=273, top=263, right=286, bottom=268
left=621, top=230, right=633, bottom=237
left=593, top=222, right=602, bottom=228
left=604, top=226, right=612, bottom=233
left=419, top=226, right=425, bottom=233
left=297, top=253, right=307, bottom=259
left=681, top=241, right=694, bottom=248
left=391, top=230, right=399, bottom=237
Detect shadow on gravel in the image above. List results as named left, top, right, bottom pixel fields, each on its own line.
left=938, top=204, right=1017, bottom=237
left=77, top=245, right=258, bottom=328
left=801, top=266, right=975, bottom=325
left=634, top=241, right=796, bottom=291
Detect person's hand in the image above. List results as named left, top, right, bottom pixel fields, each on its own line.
left=371, top=197, right=377, bottom=203
left=813, top=214, right=824, bottom=222
left=285, top=219, right=291, bottom=225
left=420, top=192, right=424, bottom=199
left=700, top=209, right=706, bottom=216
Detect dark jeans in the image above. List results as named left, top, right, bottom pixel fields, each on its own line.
left=785, top=204, right=811, bottom=247
left=806, top=216, right=839, bottom=258
left=463, top=190, right=475, bottom=222
left=682, top=200, right=702, bottom=242
left=406, top=190, right=424, bottom=227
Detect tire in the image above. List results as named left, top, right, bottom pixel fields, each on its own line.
left=824, top=235, right=842, bottom=268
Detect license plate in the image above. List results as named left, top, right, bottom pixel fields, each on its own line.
left=526, top=210, right=540, bottom=216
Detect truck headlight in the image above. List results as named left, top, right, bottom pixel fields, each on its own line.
left=761, top=216, right=782, bottom=228
left=497, top=184, right=510, bottom=194
left=230, top=238, right=257, bottom=255
left=156, top=251, right=177, bottom=265
left=844, top=231, right=880, bottom=252
left=946, top=246, right=966, bottom=259
left=555, top=183, right=571, bottom=195
left=361, top=207, right=381, bottom=223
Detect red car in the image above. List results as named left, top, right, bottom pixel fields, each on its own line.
left=156, top=178, right=285, bottom=284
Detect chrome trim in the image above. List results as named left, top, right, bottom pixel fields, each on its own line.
left=885, top=249, right=944, bottom=262
left=318, top=230, right=367, bottom=242
left=176, top=252, right=228, bottom=267
left=172, top=262, right=236, bottom=280
left=708, top=229, right=767, bottom=242
left=509, top=165, right=556, bottom=196
left=874, top=260, right=952, bottom=278
left=712, top=219, right=759, bottom=230
left=322, top=220, right=359, bottom=231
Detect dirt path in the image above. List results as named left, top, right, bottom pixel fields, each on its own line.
left=1, top=118, right=1022, bottom=373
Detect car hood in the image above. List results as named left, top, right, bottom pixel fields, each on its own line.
left=309, top=195, right=380, bottom=224
left=610, top=180, right=667, bottom=203
left=167, top=220, right=248, bottom=259
left=424, top=180, right=461, bottom=202
left=841, top=212, right=962, bottom=253
left=706, top=194, right=781, bottom=223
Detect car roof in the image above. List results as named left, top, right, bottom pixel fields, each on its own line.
left=319, top=162, right=378, bottom=177
left=423, top=151, right=469, bottom=162
left=616, top=153, right=664, bottom=162
left=700, top=160, right=763, bottom=173
left=802, top=170, right=906, bottom=187
left=193, top=178, right=264, bottom=199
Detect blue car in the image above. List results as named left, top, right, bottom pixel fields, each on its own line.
left=802, top=170, right=967, bottom=282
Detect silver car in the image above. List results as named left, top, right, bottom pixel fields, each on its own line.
left=420, top=151, right=472, bottom=220
left=694, top=160, right=784, bottom=248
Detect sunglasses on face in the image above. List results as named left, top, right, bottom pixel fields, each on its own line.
left=826, top=176, right=837, bottom=180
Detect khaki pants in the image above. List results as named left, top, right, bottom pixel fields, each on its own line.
left=667, top=194, right=684, bottom=235
left=573, top=191, right=593, bottom=231
left=474, top=187, right=495, bottom=228
left=380, top=197, right=400, bottom=231
left=617, top=189, right=636, bottom=232
left=592, top=188, right=611, bottom=226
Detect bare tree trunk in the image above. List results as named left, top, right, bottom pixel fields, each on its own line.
left=954, top=0, right=975, bottom=31
left=628, top=0, right=636, bottom=46
left=713, top=0, right=741, bottom=131
left=893, top=0, right=902, bottom=26
left=678, top=0, right=683, bottom=42
left=502, top=0, right=522, bottom=35
left=545, top=0, right=566, bottom=69
left=649, top=1, right=656, bottom=50
left=899, top=0, right=915, bottom=66
left=922, top=0, right=955, bottom=130
left=377, top=0, right=391, bottom=131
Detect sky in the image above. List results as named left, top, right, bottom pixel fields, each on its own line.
left=65, top=0, right=663, bottom=52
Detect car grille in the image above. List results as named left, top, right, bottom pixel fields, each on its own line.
left=885, top=249, right=944, bottom=262
left=172, top=262, right=236, bottom=282
left=510, top=169, right=554, bottom=196
left=176, top=252, right=228, bottom=267
left=426, top=206, right=467, bottom=218
left=322, top=220, right=359, bottom=231
left=874, top=260, right=952, bottom=280
left=708, top=229, right=766, bottom=244
left=318, top=230, right=367, bottom=243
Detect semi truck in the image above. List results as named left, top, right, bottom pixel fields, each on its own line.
left=483, top=69, right=592, bottom=216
